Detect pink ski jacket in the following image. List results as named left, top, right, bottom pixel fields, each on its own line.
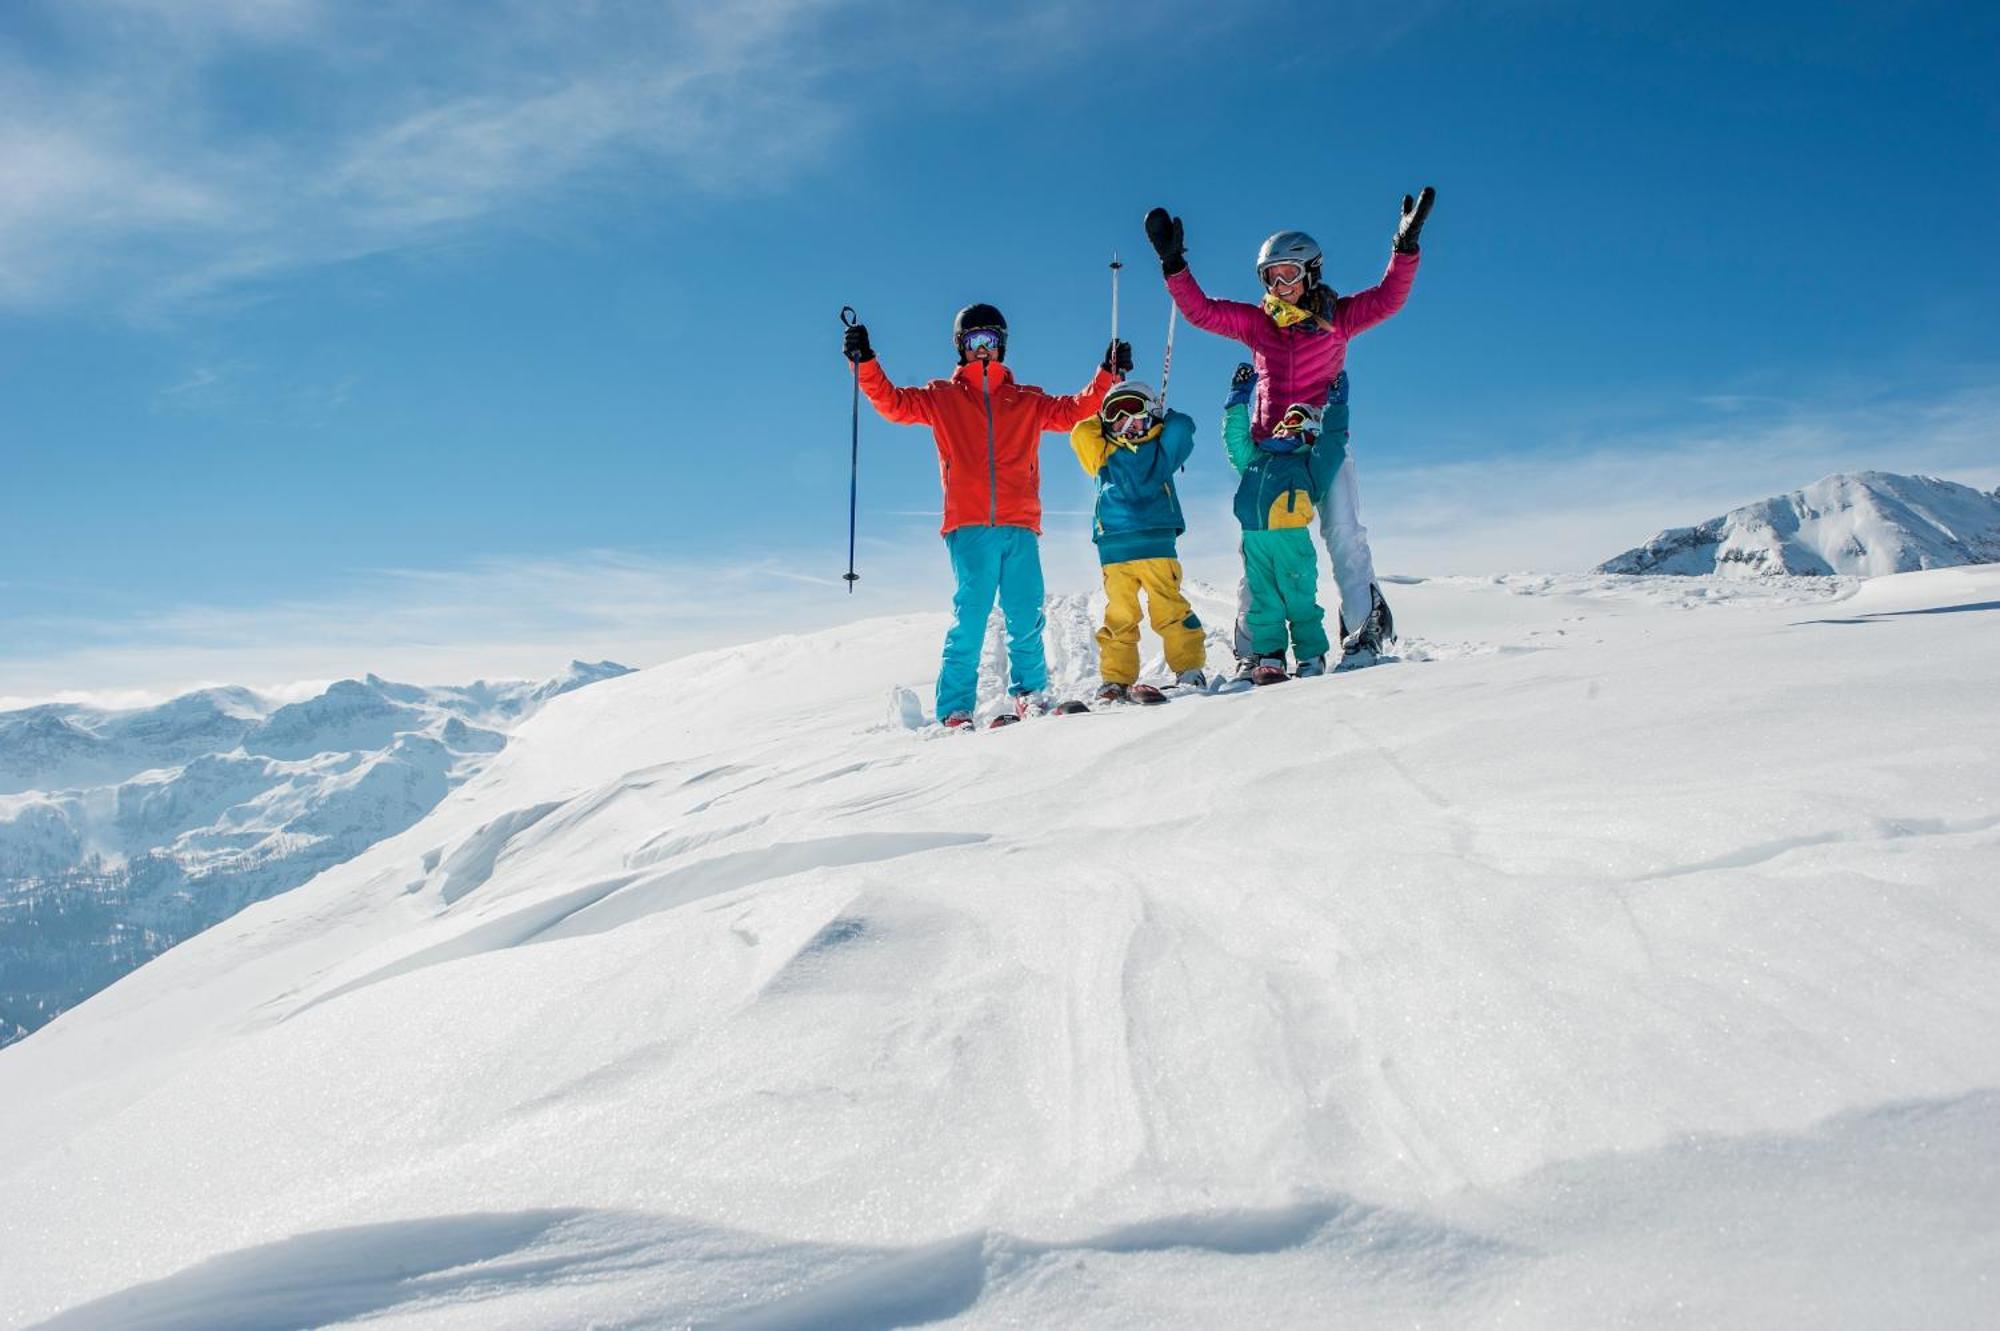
left=1166, top=250, right=1419, bottom=440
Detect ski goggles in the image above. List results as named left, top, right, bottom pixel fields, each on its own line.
left=1274, top=403, right=1322, bottom=436
left=1259, top=261, right=1307, bottom=288
left=1101, top=391, right=1151, bottom=423
left=1101, top=394, right=1154, bottom=435
left=958, top=327, right=1004, bottom=355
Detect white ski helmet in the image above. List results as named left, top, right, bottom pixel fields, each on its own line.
left=1273, top=401, right=1324, bottom=438
left=1100, top=380, right=1159, bottom=437
left=1256, top=230, right=1323, bottom=287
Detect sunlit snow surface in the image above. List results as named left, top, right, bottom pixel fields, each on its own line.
left=3, top=570, right=1997, bottom=1329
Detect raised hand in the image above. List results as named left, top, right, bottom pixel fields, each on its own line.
left=1103, top=339, right=1133, bottom=375
left=1144, top=207, right=1186, bottom=275
left=843, top=322, right=874, bottom=364
left=1394, top=186, right=1435, bottom=255
left=1225, top=362, right=1257, bottom=408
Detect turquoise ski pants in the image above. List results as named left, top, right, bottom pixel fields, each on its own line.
left=1241, top=528, right=1330, bottom=661
left=940, top=525, right=1047, bottom=719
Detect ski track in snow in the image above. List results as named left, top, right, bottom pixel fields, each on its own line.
left=4, top=570, right=1999, bottom=1329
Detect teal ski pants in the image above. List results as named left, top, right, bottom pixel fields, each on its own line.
left=1241, top=528, right=1330, bottom=661
left=940, top=525, right=1047, bottom=719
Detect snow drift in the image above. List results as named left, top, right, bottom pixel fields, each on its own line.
left=2, top=571, right=1997, bottom=1329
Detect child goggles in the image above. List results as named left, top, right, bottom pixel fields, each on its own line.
left=958, top=327, right=1004, bottom=355
left=1101, top=392, right=1151, bottom=423
left=1274, top=403, right=1322, bottom=436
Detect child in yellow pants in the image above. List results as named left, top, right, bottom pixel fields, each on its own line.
left=1069, top=382, right=1207, bottom=700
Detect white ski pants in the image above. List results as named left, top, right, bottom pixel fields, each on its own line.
left=1233, top=451, right=1378, bottom=657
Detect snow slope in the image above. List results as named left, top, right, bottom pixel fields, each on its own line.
left=1597, top=470, right=2000, bottom=576
left=3, top=571, right=1998, bottom=1329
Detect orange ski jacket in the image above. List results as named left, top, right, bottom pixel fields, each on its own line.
left=857, top=358, right=1115, bottom=535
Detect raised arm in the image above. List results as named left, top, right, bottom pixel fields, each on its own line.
left=1146, top=206, right=1267, bottom=347
left=1157, top=409, right=1197, bottom=471
left=1331, top=249, right=1421, bottom=338
left=1035, top=366, right=1116, bottom=433
left=1333, top=189, right=1432, bottom=337
left=855, top=358, right=938, bottom=426
left=1165, top=267, right=1267, bottom=345
left=1222, top=366, right=1257, bottom=474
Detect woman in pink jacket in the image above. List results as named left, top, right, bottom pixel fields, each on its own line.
left=1144, top=189, right=1433, bottom=677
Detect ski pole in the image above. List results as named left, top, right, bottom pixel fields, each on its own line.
left=1109, top=251, right=1122, bottom=366
left=1158, top=304, right=1178, bottom=409
left=840, top=305, right=862, bottom=593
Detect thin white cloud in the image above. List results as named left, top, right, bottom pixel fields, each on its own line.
left=0, top=0, right=853, bottom=313
left=4, top=0, right=1248, bottom=316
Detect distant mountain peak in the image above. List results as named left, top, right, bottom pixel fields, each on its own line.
left=531, top=659, right=635, bottom=703
left=1597, top=471, right=2000, bottom=577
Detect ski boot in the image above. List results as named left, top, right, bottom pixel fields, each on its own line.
left=1094, top=681, right=1130, bottom=704
left=1336, top=586, right=1396, bottom=670
left=941, top=711, right=975, bottom=730
left=1013, top=690, right=1053, bottom=719
left=1173, top=667, right=1208, bottom=692
left=1294, top=655, right=1328, bottom=679
left=1129, top=683, right=1169, bottom=705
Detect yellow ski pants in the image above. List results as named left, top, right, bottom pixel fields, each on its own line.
left=1097, top=557, right=1206, bottom=685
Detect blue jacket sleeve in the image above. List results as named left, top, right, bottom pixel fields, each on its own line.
left=1157, top=410, right=1196, bottom=471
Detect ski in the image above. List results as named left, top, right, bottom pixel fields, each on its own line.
left=1129, top=684, right=1169, bottom=705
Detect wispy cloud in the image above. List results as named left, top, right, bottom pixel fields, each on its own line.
left=0, top=0, right=853, bottom=314
left=1, top=0, right=1235, bottom=317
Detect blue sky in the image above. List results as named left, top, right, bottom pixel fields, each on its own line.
left=3, top=0, right=1996, bottom=703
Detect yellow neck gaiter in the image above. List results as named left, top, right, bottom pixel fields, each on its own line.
left=1262, top=292, right=1315, bottom=327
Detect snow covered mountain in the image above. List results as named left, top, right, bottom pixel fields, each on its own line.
left=3, top=570, right=1996, bottom=1328
left=0, top=661, right=630, bottom=1046
left=1596, top=470, right=2000, bottom=576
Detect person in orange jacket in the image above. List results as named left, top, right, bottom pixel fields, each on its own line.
left=844, top=303, right=1124, bottom=727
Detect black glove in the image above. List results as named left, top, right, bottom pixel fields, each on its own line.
left=1144, top=207, right=1186, bottom=276
left=1394, top=186, right=1435, bottom=255
left=843, top=323, right=874, bottom=363
left=1224, top=362, right=1257, bottom=409
left=1102, top=339, right=1133, bottom=376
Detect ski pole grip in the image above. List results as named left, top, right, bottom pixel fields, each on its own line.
left=840, top=306, right=858, bottom=327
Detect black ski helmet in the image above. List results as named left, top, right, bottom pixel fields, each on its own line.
left=953, top=303, right=1007, bottom=363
